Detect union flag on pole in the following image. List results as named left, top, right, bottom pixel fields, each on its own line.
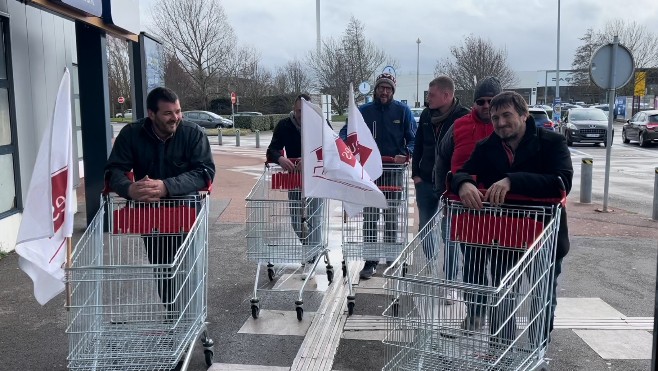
left=301, top=99, right=386, bottom=215
left=16, top=68, right=74, bottom=305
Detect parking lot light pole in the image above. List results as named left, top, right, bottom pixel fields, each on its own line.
left=416, top=38, right=421, bottom=108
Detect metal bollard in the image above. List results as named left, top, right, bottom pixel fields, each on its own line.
left=580, top=158, right=593, bottom=203
left=653, top=167, right=658, bottom=220
left=217, top=128, right=223, bottom=145
left=235, top=129, right=240, bottom=147
left=255, top=130, right=260, bottom=148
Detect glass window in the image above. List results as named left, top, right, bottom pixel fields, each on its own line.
left=0, top=154, right=16, bottom=213
left=0, top=31, right=6, bottom=80
left=0, top=89, right=9, bottom=146
left=185, top=112, right=198, bottom=119
left=198, top=113, right=210, bottom=120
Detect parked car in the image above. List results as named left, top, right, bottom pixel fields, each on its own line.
left=528, top=107, right=555, bottom=131
left=233, top=111, right=263, bottom=117
left=183, top=110, right=234, bottom=129
left=590, top=104, right=617, bottom=120
left=410, top=107, right=424, bottom=124
left=622, top=110, right=658, bottom=147
left=558, top=108, right=612, bottom=146
left=115, top=109, right=132, bottom=119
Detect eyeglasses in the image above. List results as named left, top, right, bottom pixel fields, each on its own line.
left=377, top=86, right=393, bottom=92
left=476, top=98, right=492, bottom=106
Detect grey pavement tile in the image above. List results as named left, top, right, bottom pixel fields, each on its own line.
left=555, top=297, right=625, bottom=318
left=573, top=330, right=652, bottom=360
left=238, top=309, right=315, bottom=336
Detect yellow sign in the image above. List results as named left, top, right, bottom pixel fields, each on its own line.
left=634, top=72, right=646, bottom=96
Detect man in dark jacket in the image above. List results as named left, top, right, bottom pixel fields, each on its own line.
left=452, top=91, right=572, bottom=349
left=411, top=75, right=467, bottom=290
left=105, top=87, right=215, bottom=313
left=267, top=94, right=325, bottom=264
left=339, top=73, right=416, bottom=279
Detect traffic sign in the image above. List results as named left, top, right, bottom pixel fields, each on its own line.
left=358, top=82, right=371, bottom=94
left=382, top=65, right=396, bottom=77
left=117, top=96, right=125, bottom=104
left=230, top=92, right=237, bottom=105
left=589, top=42, right=634, bottom=90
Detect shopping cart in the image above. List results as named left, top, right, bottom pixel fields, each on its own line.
left=245, top=161, right=332, bottom=321
left=341, top=157, right=409, bottom=315
left=66, top=180, right=214, bottom=370
left=383, top=191, right=564, bottom=371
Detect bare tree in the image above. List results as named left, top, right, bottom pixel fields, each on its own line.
left=274, top=59, right=313, bottom=95
left=162, top=51, right=196, bottom=107
left=308, top=17, right=387, bottom=114
left=434, top=35, right=517, bottom=102
left=596, top=19, right=658, bottom=69
left=150, top=0, right=237, bottom=109
left=571, top=28, right=604, bottom=102
left=107, top=36, right=131, bottom=116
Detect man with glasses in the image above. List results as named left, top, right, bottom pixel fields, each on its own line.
left=339, top=73, right=416, bottom=279
left=434, top=77, right=502, bottom=325
left=411, top=76, right=468, bottom=298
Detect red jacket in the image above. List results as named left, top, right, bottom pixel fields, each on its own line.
left=451, top=110, right=494, bottom=174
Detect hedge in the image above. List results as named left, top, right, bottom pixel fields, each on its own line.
left=233, top=114, right=290, bottom=131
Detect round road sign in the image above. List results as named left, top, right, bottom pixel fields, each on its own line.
left=117, top=96, right=125, bottom=104
left=358, top=82, right=371, bottom=94
left=589, top=42, right=634, bottom=90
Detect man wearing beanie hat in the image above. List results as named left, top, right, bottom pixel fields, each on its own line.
left=433, top=76, right=502, bottom=313
left=411, top=75, right=468, bottom=296
left=339, top=73, right=416, bottom=279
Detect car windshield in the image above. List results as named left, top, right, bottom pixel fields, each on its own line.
left=570, top=110, right=607, bottom=121
left=411, top=109, right=422, bottom=118
left=530, top=111, right=548, bottom=121
left=206, top=112, right=221, bottom=119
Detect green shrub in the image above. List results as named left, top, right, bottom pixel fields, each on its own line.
left=270, top=114, right=289, bottom=129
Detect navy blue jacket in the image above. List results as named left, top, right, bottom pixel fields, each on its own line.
left=339, top=99, right=416, bottom=157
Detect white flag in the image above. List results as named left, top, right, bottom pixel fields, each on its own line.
left=344, top=84, right=383, bottom=216
left=16, top=68, right=74, bottom=305
left=301, top=99, right=387, bottom=215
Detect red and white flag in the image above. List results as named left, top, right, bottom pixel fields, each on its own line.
left=345, top=83, right=382, bottom=181
left=16, top=68, right=74, bottom=305
left=301, top=99, right=386, bottom=215
left=344, top=84, right=383, bottom=216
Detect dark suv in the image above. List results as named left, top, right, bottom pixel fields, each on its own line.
left=558, top=108, right=612, bottom=146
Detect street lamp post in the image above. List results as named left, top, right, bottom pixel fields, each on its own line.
left=555, top=0, right=561, bottom=118
left=416, top=38, right=421, bottom=108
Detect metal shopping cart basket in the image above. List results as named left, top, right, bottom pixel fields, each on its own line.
left=382, top=191, right=564, bottom=371
left=341, top=157, right=409, bottom=315
left=66, top=184, right=214, bottom=370
left=245, top=161, right=332, bottom=321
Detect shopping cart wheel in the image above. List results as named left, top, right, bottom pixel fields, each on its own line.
left=267, top=268, right=275, bottom=281
left=250, top=298, right=260, bottom=319
left=347, top=302, right=355, bottom=316
left=402, top=263, right=408, bottom=277
left=392, top=298, right=400, bottom=317
left=326, top=266, right=334, bottom=283
left=295, top=300, right=304, bottom=321
left=204, top=349, right=214, bottom=367
left=341, top=261, right=347, bottom=277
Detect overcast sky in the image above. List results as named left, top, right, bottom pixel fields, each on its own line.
left=139, top=0, right=658, bottom=77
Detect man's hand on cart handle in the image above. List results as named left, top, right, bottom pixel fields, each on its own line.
left=128, top=175, right=168, bottom=202
left=412, top=176, right=422, bottom=185
left=394, top=155, right=407, bottom=164
left=278, top=157, right=296, bottom=172
left=484, top=178, right=511, bottom=207
left=458, top=182, right=485, bottom=210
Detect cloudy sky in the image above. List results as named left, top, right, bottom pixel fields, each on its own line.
left=139, top=0, right=658, bottom=78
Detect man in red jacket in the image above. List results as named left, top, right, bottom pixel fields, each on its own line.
left=434, top=76, right=502, bottom=328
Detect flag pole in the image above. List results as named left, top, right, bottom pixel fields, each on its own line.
left=65, top=237, right=72, bottom=310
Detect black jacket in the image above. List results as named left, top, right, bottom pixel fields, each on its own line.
left=451, top=118, right=573, bottom=259
left=267, top=116, right=301, bottom=163
left=105, top=118, right=215, bottom=199
left=411, top=101, right=469, bottom=183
